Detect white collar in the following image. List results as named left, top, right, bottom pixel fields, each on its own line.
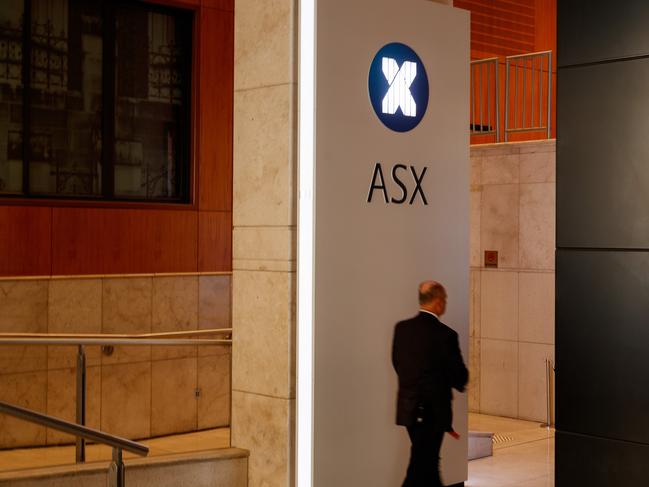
left=419, top=309, right=440, bottom=320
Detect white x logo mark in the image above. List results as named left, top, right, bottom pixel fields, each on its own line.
left=381, top=57, right=417, bottom=117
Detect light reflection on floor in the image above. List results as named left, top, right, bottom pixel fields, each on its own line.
left=467, top=413, right=554, bottom=487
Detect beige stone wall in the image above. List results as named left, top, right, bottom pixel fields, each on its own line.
left=231, top=1, right=297, bottom=486
left=469, top=140, right=555, bottom=422
left=0, top=274, right=231, bottom=448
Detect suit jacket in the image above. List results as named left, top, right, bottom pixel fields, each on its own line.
left=392, top=312, right=468, bottom=430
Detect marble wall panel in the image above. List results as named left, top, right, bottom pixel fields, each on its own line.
left=469, top=269, right=481, bottom=338
left=519, top=144, right=556, bottom=183
left=198, top=353, right=231, bottom=429
left=102, top=278, right=152, bottom=365
left=233, top=84, right=295, bottom=228
left=468, top=337, right=481, bottom=412
left=233, top=227, right=296, bottom=267
left=151, top=358, right=197, bottom=437
left=480, top=339, right=518, bottom=418
left=199, top=275, right=231, bottom=330
left=470, top=141, right=555, bottom=422
left=470, top=156, right=482, bottom=188
left=46, top=366, right=101, bottom=445
left=48, top=279, right=102, bottom=369
left=101, top=362, right=151, bottom=440
left=518, top=343, right=554, bottom=422
left=0, top=272, right=232, bottom=448
left=481, top=184, right=519, bottom=268
left=0, top=281, right=48, bottom=374
left=152, top=276, right=198, bottom=360
left=0, top=371, right=47, bottom=447
left=232, top=270, right=294, bottom=399
left=482, top=151, right=520, bottom=185
left=127, top=456, right=248, bottom=487
left=234, top=0, right=295, bottom=91
left=471, top=143, right=519, bottom=158
left=480, top=271, right=518, bottom=341
left=470, top=190, right=481, bottom=268
left=519, top=183, right=556, bottom=270
left=519, top=272, right=555, bottom=345
left=231, top=391, right=292, bottom=487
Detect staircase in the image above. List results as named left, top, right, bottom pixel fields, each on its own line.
left=0, top=448, right=248, bottom=487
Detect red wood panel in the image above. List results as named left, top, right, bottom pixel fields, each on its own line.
left=198, top=7, right=233, bottom=212
left=152, top=0, right=201, bottom=8
left=0, top=206, right=52, bottom=276
left=52, top=208, right=104, bottom=275
left=198, top=211, right=231, bottom=272
left=52, top=208, right=198, bottom=275
left=202, top=0, right=234, bottom=11
left=146, top=210, right=199, bottom=273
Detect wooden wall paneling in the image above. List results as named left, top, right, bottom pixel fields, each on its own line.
left=198, top=7, right=234, bottom=212
left=146, top=210, right=199, bottom=273
left=0, top=206, right=52, bottom=277
left=101, top=209, right=151, bottom=274
left=152, top=0, right=201, bottom=8
left=52, top=208, right=199, bottom=275
left=52, top=208, right=105, bottom=275
left=198, top=211, right=231, bottom=272
left=202, top=0, right=234, bottom=11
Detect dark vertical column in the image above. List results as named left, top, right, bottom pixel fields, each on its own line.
left=557, top=1, right=649, bottom=485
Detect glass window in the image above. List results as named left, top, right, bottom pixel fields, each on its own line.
left=0, top=0, right=192, bottom=202
left=114, top=5, right=191, bottom=200
left=0, top=0, right=24, bottom=194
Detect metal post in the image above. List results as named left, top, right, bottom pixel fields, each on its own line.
left=471, top=64, right=475, bottom=133
left=109, top=447, right=125, bottom=487
left=541, top=357, right=553, bottom=429
left=547, top=51, right=552, bottom=139
left=522, top=58, right=526, bottom=127
left=504, top=58, right=509, bottom=142
left=531, top=57, right=535, bottom=128
left=75, top=345, right=86, bottom=463
left=514, top=60, right=518, bottom=130
left=478, top=62, right=483, bottom=132
left=495, top=60, right=500, bottom=141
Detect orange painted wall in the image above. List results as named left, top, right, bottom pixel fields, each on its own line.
left=0, top=0, right=233, bottom=277
left=455, top=0, right=556, bottom=143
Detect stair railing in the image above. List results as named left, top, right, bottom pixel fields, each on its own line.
left=0, top=328, right=232, bottom=466
left=0, top=400, right=148, bottom=487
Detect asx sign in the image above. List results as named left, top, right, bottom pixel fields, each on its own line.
left=368, top=42, right=429, bottom=132
left=367, top=43, right=430, bottom=205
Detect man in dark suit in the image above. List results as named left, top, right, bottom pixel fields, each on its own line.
left=392, top=280, right=468, bottom=487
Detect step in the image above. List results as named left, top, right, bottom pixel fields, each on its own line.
left=468, top=431, right=494, bottom=461
left=0, top=448, right=248, bottom=487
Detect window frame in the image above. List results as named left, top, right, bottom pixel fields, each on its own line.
left=1, top=0, right=196, bottom=207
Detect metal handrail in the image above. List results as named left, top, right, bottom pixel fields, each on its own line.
left=0, top=328, right=233, bottom=468
left=0, top=401, right=148, bottom=487
left=0, top=401, right=148, bottom=456
left=0, top=338, right=231, bottom=345
left=0, top=328, right=232, bottom=340
left=0, top=328, right=232, bottom=346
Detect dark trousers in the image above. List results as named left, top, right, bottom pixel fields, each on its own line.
left=402, top=423, right=445, bottom=487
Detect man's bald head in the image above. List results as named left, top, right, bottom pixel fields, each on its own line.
left=418, top=281, right=447, bottom=315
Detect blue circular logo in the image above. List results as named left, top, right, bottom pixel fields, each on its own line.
left=368, top=43, right=429, bottom=132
